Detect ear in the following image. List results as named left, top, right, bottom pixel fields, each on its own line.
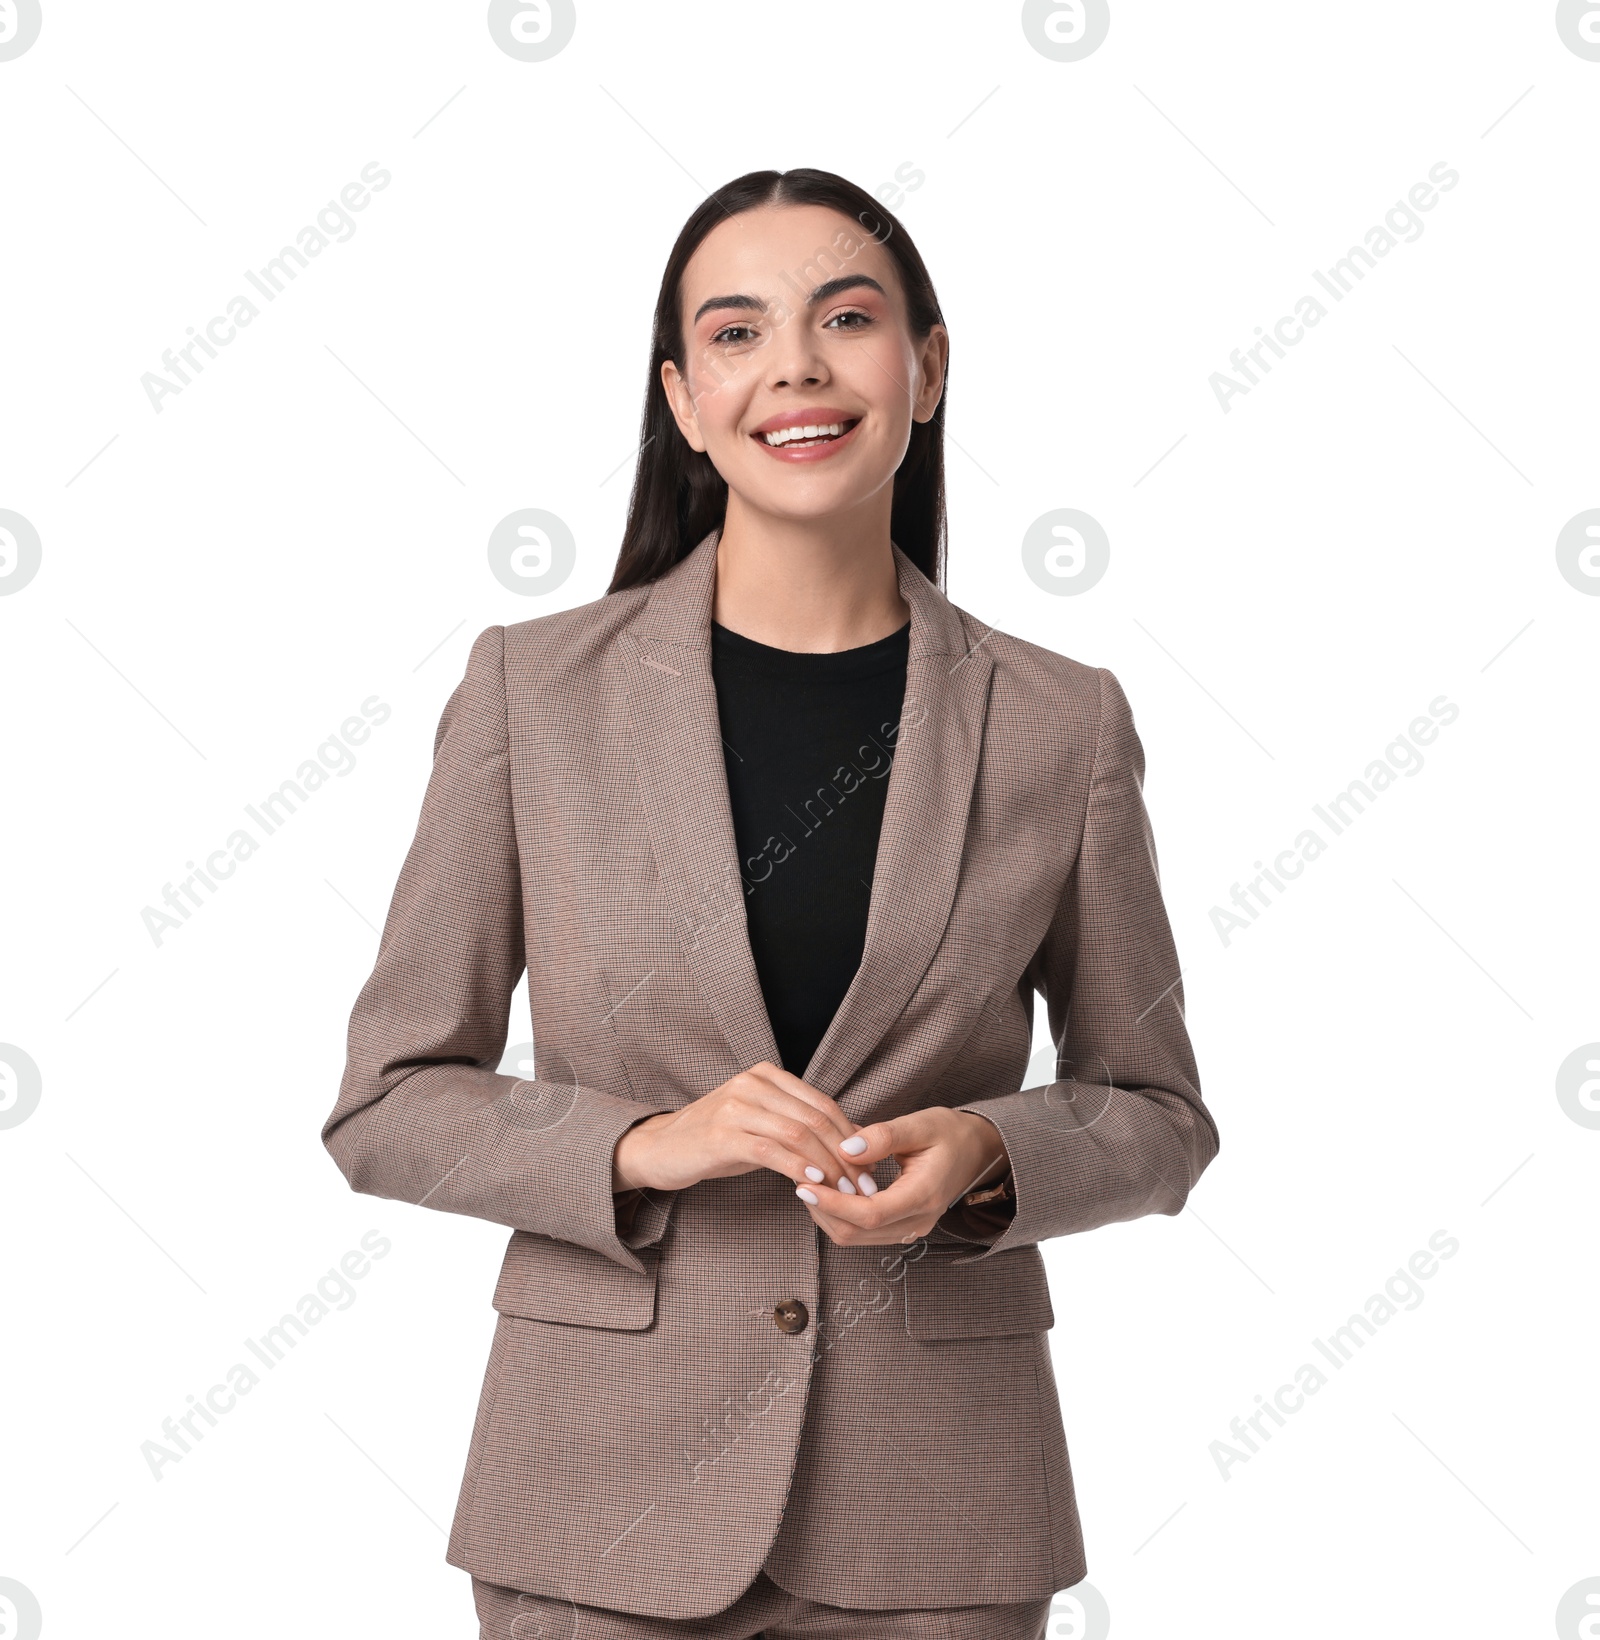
left=911, top=323, right=949, bottom=425
left=660, top=357, right=708, bottom=453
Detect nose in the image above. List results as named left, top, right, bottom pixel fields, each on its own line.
left=766, top=314, right=829, bottom=390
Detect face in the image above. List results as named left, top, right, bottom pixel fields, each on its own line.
left=660, top=203, right=947, bottom=529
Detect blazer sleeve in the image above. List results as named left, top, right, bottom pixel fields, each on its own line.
left=935, top=665, right=1220, bottom=1263
left=319, top=624, right=679, bottom=1277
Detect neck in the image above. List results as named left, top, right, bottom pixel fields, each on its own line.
left=711, top=495, right=910, bottom=654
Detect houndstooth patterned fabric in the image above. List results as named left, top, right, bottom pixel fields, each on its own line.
left=472, top=1567, right=1051, bottom=1638
left=321, top=527, right=1219, bottom=1620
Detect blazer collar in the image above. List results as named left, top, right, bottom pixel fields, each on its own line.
left=629, top=524, right=977, bottom=660
left=619, top=527, right=995, bottom=1106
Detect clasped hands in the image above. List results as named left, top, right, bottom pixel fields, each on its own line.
left=611, top=1061, right=1009, bottom=1247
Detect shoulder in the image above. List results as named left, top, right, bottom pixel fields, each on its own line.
left=945, top=599, right=1106, bottom=719
left=447, top=583, right=654, bottom=691
left=500, top=582, right=654, bottom=675
left=437, top=588, right=651, bottom=750
left=944, top=598, right=1143, bottom=781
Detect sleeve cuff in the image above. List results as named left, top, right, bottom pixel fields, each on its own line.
left=614, top=1186, right=676, bottom=1249
left=934, top=1167, right=1017, bottom=1249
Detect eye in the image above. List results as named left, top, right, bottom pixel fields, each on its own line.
left=825, top=308, right=874, bottom=331
left=710, top=322, right=759, bottom=346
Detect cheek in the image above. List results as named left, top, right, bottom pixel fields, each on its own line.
left=853, top=338, right=917, bottom=416
left=684, top=368, right=748, bottom=443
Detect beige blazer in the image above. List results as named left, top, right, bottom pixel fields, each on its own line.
left=321, top=527, right=1219, bottom=1618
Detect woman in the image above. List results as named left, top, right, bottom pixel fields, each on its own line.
left=322, top=168, right=1219, bottom=1640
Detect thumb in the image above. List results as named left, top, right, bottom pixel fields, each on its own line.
left=836, top=1113, right=929, bottom=1164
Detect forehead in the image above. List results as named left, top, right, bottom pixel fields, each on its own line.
left=680, top=203, right=902, bottom=319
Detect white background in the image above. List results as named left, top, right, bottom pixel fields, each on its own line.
left=2, top=3, right=1597, bottom=1636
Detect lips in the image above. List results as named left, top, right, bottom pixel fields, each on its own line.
left=757, top=419, right=859, bottom=448
left=751, top=406, right=858, bottom=435
left=749, top=415, right=864, bottom=463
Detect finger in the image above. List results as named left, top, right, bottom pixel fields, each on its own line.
left=741, top=1065, right=878, bottom=1192
left=745, top=1062, right=858, bottom=1141
left=803, top=1109, right=988, bottom=1238
left=833, top=1110, right=938, bottom=1168
left=797, top=1180, right=932, bottom=1245
left=738, top=1092, right=876, bottom=1193
left=804, top=1125, right=967, bottom=1225
left=808, top=1164, right=931, bottom=1219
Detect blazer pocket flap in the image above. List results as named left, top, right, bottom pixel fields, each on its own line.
left=903, top=1244, right=1055, bottom=1340
left=492, top=1230, right=658, bottom=1331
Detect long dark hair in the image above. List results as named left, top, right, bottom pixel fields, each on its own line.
left=607, top=168, right=948, bottom=595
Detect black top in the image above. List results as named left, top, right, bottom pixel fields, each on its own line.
left=710, top=617, right=911, bottom=1076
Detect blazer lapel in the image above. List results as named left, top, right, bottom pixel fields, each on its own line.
left=620, top=529, right=781, bottom=1073
left=618, top=527, right=995, bottom=1102
left=801, top=545, right=994, bottom=1104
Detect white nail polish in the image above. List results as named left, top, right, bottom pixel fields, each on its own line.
left=858, top=1174, right=878, bottom=1196
left=804, top=1166, right=825, bottom=1182
left=840, top=1135, right=867, bottom=1154
left=796, top=1186, right=819, bottom=1205
left=838, top=1176, right=857, bottom=1195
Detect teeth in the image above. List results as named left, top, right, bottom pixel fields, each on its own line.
left=761, top=421, right=848, bottom=447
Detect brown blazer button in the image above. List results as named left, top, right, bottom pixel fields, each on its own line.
left=773, top=1300, right=809, bottom=1334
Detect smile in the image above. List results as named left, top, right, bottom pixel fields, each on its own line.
left=750, top=417, right=863, bottom=461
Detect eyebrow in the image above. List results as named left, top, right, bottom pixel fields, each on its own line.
left=691, top=274, right=888, bottom=328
